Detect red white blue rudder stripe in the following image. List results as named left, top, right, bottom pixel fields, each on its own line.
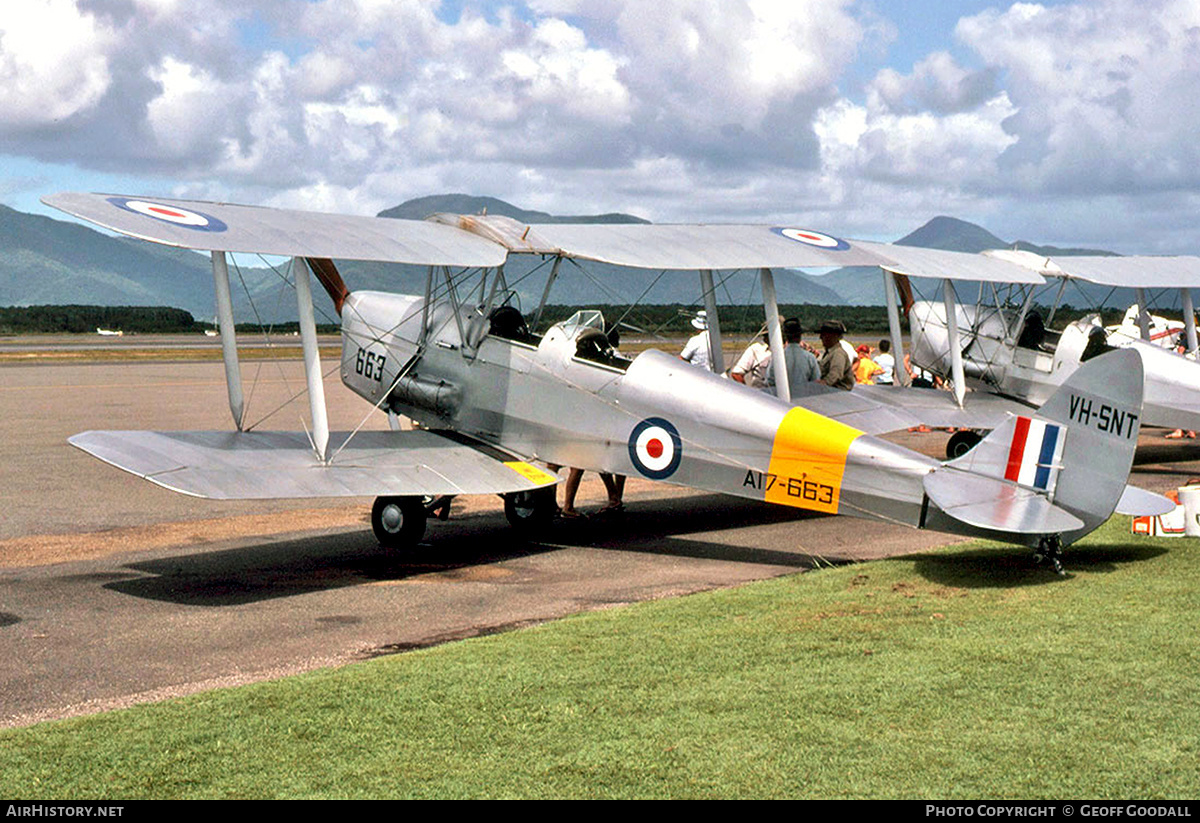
left=1004, top=416, right=1066, bottom=493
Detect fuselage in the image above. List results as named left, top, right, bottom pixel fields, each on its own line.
left=339, top=290, right=943, bottom=531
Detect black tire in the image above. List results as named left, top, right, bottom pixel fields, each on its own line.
left=503, top=487, right=557, bottom=534
left=371, top=496, right=427, bottom=549
left=946, top=429, right=983, bottom=460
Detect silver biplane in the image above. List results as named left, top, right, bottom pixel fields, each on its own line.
left=43, top=193, right=1170, bottom=573
left=901, top=248, right=1200, bottom=436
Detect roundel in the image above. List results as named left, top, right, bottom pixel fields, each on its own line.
left=772, top=227, right=850, bottom=251
left=107, top=197, right=228, bottom=232
left=628, top=417, right=682, bottom=480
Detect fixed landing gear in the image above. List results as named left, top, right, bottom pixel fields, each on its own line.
left=946, top=429, right=983, bottom=459
left=371, top=495, right=427, bottom=549
left=1033, top=534, right=1066, bottom=576
left=503, top=486, right=557, bottom=535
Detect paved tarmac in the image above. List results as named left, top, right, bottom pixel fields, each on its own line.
left=3, top=356, right=1198, bottom=728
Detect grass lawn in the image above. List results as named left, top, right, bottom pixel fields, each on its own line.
left=2, top=517, right=1196, bottom=799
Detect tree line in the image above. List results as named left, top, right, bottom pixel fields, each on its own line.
left=0, top=302, right=1143, bottom=337
left=0, top=305, right=200, bottom=334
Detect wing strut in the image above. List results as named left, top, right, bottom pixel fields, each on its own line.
left=942, top=279, right=966, bottom=408
left=760, top=268, right=789, bottom=401
left=1182, top=288, right=1198, bottom=355
left=882, top=268, right=909, bottom=386
left=1135, top=288, right=1152, bottom=340
left=211, top=252, right=244, bottom=430
left=294, top=257, right=330, bottom=461
left=699, top=269, right=725, bottom=374
left=533, top=256, right=563, bottom=331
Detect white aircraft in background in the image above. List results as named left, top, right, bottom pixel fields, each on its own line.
left=897, top=249, right=1200, bottom=439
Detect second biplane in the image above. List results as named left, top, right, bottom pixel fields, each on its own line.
left=900, top=248, right=1200, bottom=435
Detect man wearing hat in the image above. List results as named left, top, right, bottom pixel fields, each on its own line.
left=818, top=319, right=855, bottom=391
left=766, top=317, right=819, bottom=396
left=679, top=310, right=711, bottom=371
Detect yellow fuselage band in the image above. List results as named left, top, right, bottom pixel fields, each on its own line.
left=764, top=407, right=863, bottom=514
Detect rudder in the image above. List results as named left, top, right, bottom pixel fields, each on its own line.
left=946, top=348, right=1144, bottom=544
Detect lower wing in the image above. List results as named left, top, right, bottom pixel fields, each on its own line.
left=70, top=429, right=558, bottom=499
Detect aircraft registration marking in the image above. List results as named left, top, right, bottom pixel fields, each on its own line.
left=761, top=407, right=863, bottom=514
left=1067, top=394, right=1139, bottom=439
left=354, top=346, right=386, bottom=381
left=503, top=461, right=558, bottom=485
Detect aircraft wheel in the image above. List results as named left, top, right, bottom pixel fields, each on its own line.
left=504, top=487, right=557, bottom=534
left=371, top=496, right=427, bottom=549
left=946, top=430, right=983, bottom=460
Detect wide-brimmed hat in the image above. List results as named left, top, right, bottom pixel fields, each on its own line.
left=819, top=319, right=846, bottom=335
left=691, top=310, right=708, bottom=330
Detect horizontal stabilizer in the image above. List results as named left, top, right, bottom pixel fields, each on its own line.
left=1116, top=485, right=1177, bottom=517
left=923, top=468, right=1084, bottom=534
left=70, top=430, right=558, bottom=500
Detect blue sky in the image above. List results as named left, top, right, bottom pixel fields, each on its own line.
left=2, top=0, right=1198, bottom=253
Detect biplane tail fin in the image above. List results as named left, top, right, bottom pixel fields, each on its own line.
left=927, top=348, right=1159, bottom=543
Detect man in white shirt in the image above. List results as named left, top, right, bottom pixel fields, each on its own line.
left=874, top=339, right=895, bottom=385
left=679, top=311, right=711, bottom=371
left=731, top=326, right=773, bottom=388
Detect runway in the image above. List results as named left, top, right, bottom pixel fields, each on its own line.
left=3, top=355, right=1198, bottom=728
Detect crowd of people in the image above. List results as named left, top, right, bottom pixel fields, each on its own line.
left=683, top=313, right=902, bottom=394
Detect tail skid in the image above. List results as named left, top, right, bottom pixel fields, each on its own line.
left=923, top=348, right=1147, bottom=547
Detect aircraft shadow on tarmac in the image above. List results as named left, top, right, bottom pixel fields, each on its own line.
left=103, top=492, right=1164, bottom=605
left=106, top=494, right=822, bottom=607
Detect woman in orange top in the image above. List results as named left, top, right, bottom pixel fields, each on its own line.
left=854, top=344, right=883, bottom=385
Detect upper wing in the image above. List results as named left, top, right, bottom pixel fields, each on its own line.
left=1047, top=255, right=1200, bottom=289
left=981, top=247, right=1200, bottom=289
left=69, top=429, right=558, bottom=499
left=511, top=223, right=892, bottom=269
left=42, top=192, right=508, bottom=266
left=45, top=192, right=1050, bottom=282
left=482, top=220, right=1045, bottom=280
left=854, top=240, right=1045, bottom=284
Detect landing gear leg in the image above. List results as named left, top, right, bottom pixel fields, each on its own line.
left=503, top=486, right=557, bottom=536
left=1033, top=534, right=1065, bottom=576
left=371, top=496, right=427, bottom=550
left=424, top=495, right=454, bottom=521
left=946, top=429, right=983, bottom=459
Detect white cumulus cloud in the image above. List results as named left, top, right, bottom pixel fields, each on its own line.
left=0, top=0, right=115, bottom=127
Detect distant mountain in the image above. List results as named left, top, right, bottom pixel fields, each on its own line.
left=899, top=215, right=1008, bottom=251
left=800, top=215, right=1119, bottom=306
left=379, top=193, right=650, bottom=225
left=0, top=204, right=216, bottom=315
